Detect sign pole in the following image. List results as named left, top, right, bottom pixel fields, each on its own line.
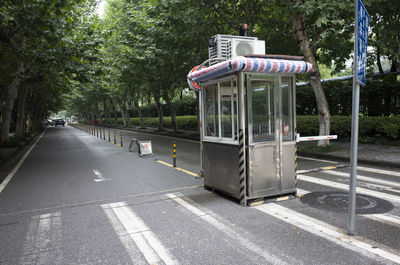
left=348, top=0, right=359, bottom=236
left=348, top=0, right=369, bottom=236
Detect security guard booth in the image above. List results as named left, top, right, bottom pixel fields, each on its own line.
left=187, top=55, right=312, bottom=205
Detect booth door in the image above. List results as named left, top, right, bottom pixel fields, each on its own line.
left=246, top=74, right=295, bottom=198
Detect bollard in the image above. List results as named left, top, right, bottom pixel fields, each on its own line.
left=100, top=127, right=102, bottom=138
left=114, top=129, right=116, bottom=144
left=103, top=128, right=106, bottom=140
left=97, top=127, right=99, bottom=137
left=108, top=128, right=110, bottom=142
left=120, top=132, right=123, bottom=147
left=173, top=142, right=176, bottom=167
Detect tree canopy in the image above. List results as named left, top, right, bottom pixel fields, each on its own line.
left=1, top=0, right=399, bottom=144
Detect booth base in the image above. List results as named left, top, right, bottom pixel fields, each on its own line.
left=248, top=192, right=297, bottom=207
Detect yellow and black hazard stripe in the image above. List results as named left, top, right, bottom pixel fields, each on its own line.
left=238, top=129, right=247, bottom=206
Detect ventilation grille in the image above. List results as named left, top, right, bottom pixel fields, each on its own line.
left=208, top=38, right=231, bottom=65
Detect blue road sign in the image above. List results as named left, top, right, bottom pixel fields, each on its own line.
left=356, top=0, right=369, bottom=85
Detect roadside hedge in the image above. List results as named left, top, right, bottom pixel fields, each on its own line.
left=116, top=115, right=400, bottom=141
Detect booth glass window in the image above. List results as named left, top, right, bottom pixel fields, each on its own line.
left=249, top=76, right=276, bottom=142
left=281, top=77, right=294, bottom=141
left=204, top=84, right=219, bottom=137
left=220, top=81, right=233, bottom=138
left=202, top=79, right=238, bottom=143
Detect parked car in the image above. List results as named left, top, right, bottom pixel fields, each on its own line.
left=54, top=119, right=65, bottom=126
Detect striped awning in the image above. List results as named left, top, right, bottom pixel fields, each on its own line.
left=187, top=56, right=312, bottom=91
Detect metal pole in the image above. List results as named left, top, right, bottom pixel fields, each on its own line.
left=348, top=0, right=359, bottom=236
left=173, top=142, right=176, bottom=167
left=114, top=129, right=116, bottom=144
left=108, top=128, right=110, bottom=142
left=97, top=127, right=99, bottom=137
left=120, top=132, right=123, bottom=147
left=103, top=128, right=105, bottom=140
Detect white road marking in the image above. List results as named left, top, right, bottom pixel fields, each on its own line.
left=255, top=203, right=400, bottom=264
left=102, top=202, right=178, bottom=265
left=0, top=129, right=46, bottom=193
left=166, top=193, right=292, bottom=265
left=20, top=212, right=63, bottom=265
left=297, top=188, right=400, bottom=228
left=361, top=214, right=400, bottom=228
left=322, top=170, right=400, bottom=189
left=357, top=166, right=400, bottom=178
left=298, top=174, right=400, bottom=203
left=298, top=156, right=337, bottom=164
left=93, top=169, right=108, bottom=182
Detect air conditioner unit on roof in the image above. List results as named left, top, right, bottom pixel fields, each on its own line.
left=208, top=34, right=265, bottom=65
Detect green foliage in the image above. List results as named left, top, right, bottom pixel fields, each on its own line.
left=300, top=144, right=341, bottom=153
left=297, top=115, right=400, bottom=140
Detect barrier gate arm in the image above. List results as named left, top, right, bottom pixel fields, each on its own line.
left=296, top=133, right=338, bottom=143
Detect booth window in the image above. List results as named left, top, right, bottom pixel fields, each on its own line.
left=281, top=77, right=294, bottom=141
left=204, top=84, right=219, bottom=137
left=249, top=77, right=276, bottom=142
left=203, top=79, right=238, bottom=143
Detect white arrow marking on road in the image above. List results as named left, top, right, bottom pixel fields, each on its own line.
left=254, top=203, right=400, bottom=264
left=102, top=202, right=178, bottom=265
left=297, top=174, right=400, bottom=203
left=93, top=169, right=108, bottom=182
left=167, top=193, right=293, bottom=265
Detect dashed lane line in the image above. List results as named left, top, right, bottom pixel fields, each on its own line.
left=166, top=193, right=293, bottom=265
left=297, top=174, right=400, bottom=204
left=0, top=129, right=47, bottom=194
left=93, top=169, right=109, bottom=182
left=102, top=201, right=178, bottom=265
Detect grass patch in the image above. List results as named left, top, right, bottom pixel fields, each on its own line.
left=300, top=144, right=341, bottom=153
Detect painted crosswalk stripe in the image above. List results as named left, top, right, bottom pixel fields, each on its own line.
left=166, top=193, right=292, bottom=265
left=322, top=170, right=400, bottom=189
left=297, top=174, right=400, bottom=203
left=102, top=202, right=178, bottom=265
left=20, top=212, right=63, bottom=265
left=357, top=166, right=400, bottom=178
left=361, top=214, right=400, bottom=228
left=255, top=203, right=400, bottom=264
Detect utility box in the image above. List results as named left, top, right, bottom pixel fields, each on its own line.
left=187, top=54, right=312, bottom=205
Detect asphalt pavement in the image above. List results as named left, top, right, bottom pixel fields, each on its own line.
left=0, top=125, right=399, bottom=265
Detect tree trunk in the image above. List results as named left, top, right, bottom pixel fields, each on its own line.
left=95, top=102, right=102, bottom=124
left=1, top=72, right=22, bottom=143
left=133, top=98, right=144, bottom=128
left=376, top=45, right=384, bottom=74
left=162, top=90, right=178, bottom=132
left=15, top=86, right=29, bottom=137
left=292, top=10, right=330, bottom=146
left=116, top=97, right=130, bottom=127
left=152, top=88, right=164, bottom=131
left=103, top=98, right=110, bottom=125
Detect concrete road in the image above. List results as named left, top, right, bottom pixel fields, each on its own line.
left=0, top=125, right=399, bottom=265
